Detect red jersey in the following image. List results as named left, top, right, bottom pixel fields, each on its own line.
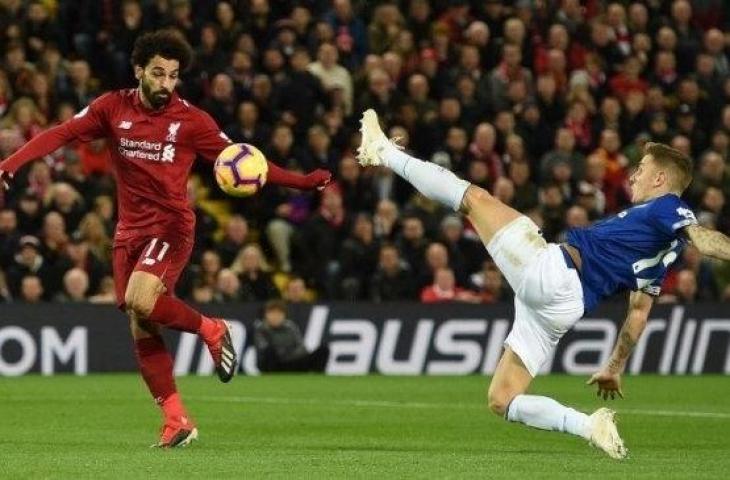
left=1, top=89, right=332, bottom=245
left=2, top=89, right=230, bottom=243
left=68, top=89, right=229, bottom=242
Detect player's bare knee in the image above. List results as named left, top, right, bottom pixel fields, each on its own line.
left=125, top=289, right=153, bottom=318
left=487, top=385, right=513, bottom=417
left=125, top=272, right=164, bottom=319
left=488, top=395, right=510, bottom=417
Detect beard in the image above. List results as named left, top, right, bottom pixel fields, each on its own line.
left=141, top=78, right=172, bottom=109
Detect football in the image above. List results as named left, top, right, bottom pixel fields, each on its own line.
left=214, top=143, right=268, bottom=197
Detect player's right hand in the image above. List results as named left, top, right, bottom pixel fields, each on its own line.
left=307, top=169, right=332, bottom=191
left=0, top=169, right=12, bottom=190
left=587, top=369, right=624, bottom=400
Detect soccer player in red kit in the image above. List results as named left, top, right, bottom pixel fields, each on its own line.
left=0, top=30, right=331, bottom=447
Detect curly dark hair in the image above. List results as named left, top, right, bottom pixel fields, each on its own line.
left=131, top=29, right=193, bottom=71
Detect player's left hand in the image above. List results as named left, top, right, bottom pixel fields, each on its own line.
left=587, top=369, right=623, bottom=400
left=307, top=169, right=332, bottom=191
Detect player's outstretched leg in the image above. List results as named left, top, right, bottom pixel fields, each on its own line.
left=489, top=348, right=627, bottom=460
left=130, top=314, right=198, bottom=448
left=357, top=109, right=522, bottom=246
left=126, top=271, right=237, bottom=383
left=358, top=109, right=470, bottom=211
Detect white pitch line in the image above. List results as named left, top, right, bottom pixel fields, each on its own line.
left=618, top=408, right=730, bottom=419
left=3, top=393, right=729, bottom=419
left=191, top=395, right=730, bottom=419
left=192, top=395, right=467, bottom=410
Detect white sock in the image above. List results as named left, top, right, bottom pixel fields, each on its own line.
left=381, top=144, right=470, bottom=212
left=506, top=394, right=591, bottom=440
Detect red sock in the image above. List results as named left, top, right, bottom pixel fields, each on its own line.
left=134, top=336, right=186, bottom=420
left=198, top=316, right=221, bottom=343
left=160, top=392, right=187, bottom=422
left=148, top=295, right=203, bottom=333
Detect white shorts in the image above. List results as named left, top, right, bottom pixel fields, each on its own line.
left=486, top=216, right=584, bottom=376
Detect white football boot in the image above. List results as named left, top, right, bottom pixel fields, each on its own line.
left=587, top=408, right=628, bottom=460
left=356, top=109, right=395, bottom=167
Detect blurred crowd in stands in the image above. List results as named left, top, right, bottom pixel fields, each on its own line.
left=0, top=0, right=729, bottom=306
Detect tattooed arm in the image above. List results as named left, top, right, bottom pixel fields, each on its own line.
left=608, top=290, right=653, bottom=372
left=587, top=290, right=654, bottom=399
left=684, top=224, right=730, bottom=261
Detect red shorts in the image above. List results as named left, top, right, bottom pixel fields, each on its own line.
left=112, top=234, right=193, bottom=310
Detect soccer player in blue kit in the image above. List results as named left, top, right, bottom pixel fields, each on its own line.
left=357, top=109, right=730, bottom=459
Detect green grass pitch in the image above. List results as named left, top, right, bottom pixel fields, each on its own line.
left=1, top=375, right=729, bottom=479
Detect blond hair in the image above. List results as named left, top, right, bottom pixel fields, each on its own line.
left=644, top=142, right=693, bottom=192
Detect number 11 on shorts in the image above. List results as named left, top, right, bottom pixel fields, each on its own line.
left=142, top=238, right=170, bottom=266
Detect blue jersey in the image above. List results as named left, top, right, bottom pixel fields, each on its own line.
left=566, top=193, right=697, bottom=312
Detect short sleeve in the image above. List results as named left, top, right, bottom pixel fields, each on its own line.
left=649, top=194, right=697, bottom=237
left=65, top=93, right=113, bottom=141
left=193, top=110, right=232, bottom=162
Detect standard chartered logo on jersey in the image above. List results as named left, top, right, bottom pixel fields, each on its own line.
left=119, top=122, right=180, bottom=163
left=118, top=137, right=176, bottom=163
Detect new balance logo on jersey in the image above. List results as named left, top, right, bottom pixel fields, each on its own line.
left=118, top=120, right=133, bottom=130
left=166, top=122, right=181, bottom=142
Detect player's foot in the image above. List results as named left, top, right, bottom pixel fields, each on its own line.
left=204, top=319, right=237, bottom=383
left=151, top=416, right=198, bottom=448
left=587, top=408, right=627, bottom=460
left=356, top=109, right=394, bottom=167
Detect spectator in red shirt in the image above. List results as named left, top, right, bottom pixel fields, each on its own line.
left=420, top=267, right=479, bottom=303
left=437, top=0, right=471, bottom=44
left=564, top=99, right=593, bottom=152
left=535, top=23, right=587, bottom=76
left=609, top=56, right=648, bottom=100
left=469, top=122, right=502, bottom=183
left=588, top=129, right=631, bottom=213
